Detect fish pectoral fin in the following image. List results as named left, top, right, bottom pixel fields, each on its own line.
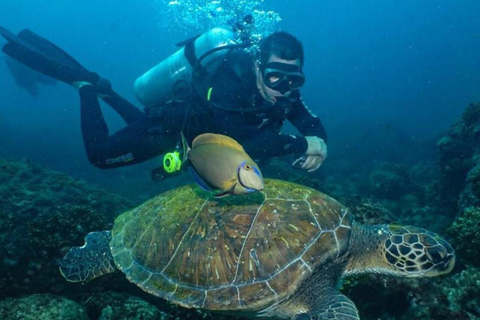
left=214, top=191, right=231, bottom=198
left=219, top=178, right=238, bottom=191
left=214, top=183, right=237, bottom=198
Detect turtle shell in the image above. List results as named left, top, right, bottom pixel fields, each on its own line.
left=110, top=179, right=353, bottom=312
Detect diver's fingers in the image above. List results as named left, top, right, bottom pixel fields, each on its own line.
left=308, top=156, right=324, bottom=172
left=301, top=155, right=315, bottom=170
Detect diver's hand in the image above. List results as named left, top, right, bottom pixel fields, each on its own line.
left=303, top=136, right=328, bottom=172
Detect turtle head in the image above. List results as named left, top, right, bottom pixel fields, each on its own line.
left=382, top=225, right=455, bottom=277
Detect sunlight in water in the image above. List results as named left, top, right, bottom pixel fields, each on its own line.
left=154, top=0, right=281, bottom=39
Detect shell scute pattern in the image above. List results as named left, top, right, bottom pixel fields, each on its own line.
left=204, top=286, right=238, bottom=309
left=267, top=260, right=309, bottom=294
left=110, top=180, right=353, bottom=311
left=233, top=199, right=319, bottom=284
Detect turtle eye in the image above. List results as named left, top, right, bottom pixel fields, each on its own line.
left=426, top=246, right=447, bottom=263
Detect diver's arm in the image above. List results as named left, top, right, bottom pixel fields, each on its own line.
left=287, top=96, right=328, bottom=143
left=287, top=96, right=328, bottom=172
left=243, top=131, right=309, bottom=159
left=237, top=130, right=310, bottom=160
left=213, top=110, right=308, bottom=159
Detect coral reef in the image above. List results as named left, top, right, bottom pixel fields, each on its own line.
left=82, top=291, right=167, bottom=320
left=344, top=197, right=396, bottom=225
left=344, top=266, right=480, bottom=320
left=448, top=206, right=480, bottom=267
left=403, top=266, right=480, bottom=319
left=0, top=158, right=135, bottom=298
left=437, top=102, right=480, bottom=267
left=365, top=162, right=414, bottom=200
left=460, top=164, right=480, bottom=210
left=437, top=102, right=480, bottom=214
left=0, top=294, right=88, bottom=320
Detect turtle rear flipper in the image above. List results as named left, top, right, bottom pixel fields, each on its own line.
left=59, top=231, right=116, bottom=282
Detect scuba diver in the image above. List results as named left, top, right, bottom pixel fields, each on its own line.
left=0, top=24, right=328, bottom=180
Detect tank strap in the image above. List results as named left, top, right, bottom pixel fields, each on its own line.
left=184, top=40, right=209, bottom=79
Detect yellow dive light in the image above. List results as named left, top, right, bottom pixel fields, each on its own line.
left=163, top=151, right=182, bottom=173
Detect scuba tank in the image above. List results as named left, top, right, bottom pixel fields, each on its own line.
left=137, top=21, right=254, bottom=182
left=134, top=27, right=236, bottom=108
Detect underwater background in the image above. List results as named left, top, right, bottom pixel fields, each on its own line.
left=0, top=0, right=479, bottom=319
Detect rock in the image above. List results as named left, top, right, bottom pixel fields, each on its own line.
left=0, top=293, right=88, bottom=320
left=448, top=206, right=480, bottom=267
left=83, top=291, right=168, bottom=320
left=437, top=102, right=480, bottom=214
left=0, top=158, right=135, bottom=299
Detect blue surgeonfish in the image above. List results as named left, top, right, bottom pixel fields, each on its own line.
left=181, top=133, right=264, bottom=197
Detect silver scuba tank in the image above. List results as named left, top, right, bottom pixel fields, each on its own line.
left=134, top=27, right=236, bottom=108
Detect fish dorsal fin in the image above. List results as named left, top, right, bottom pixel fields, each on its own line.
left=192, top=133, right=245, bottom=151
left=180, top=131, right=190, bottom=163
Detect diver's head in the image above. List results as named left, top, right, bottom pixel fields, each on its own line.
left=256, top=31, right=305, bottom=103
left=258, top=31, right=304, bottom=69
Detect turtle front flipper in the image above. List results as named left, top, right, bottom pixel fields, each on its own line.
left=58, top=231, right=116, bottom=282
left=310, top=292, right=359, bottom=320
left=292, top=289, right=360, bottom=320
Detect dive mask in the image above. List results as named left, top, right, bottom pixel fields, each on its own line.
left=263, top=62, right=305, bottom=94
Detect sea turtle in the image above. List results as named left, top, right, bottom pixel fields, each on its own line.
left=59, top=179, right=455, bottom=320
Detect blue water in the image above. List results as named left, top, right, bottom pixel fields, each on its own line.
left=0, top=0, right=479, bottom=197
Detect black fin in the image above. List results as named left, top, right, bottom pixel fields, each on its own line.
left=0, top=26, right=98, bottom=85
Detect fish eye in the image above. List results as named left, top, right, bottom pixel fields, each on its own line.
left=244, top=164, right=252, bottom=170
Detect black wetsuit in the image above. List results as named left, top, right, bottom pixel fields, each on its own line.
left=195, top=49, right=328, bottom=160
left=79, top=49, right=327, bottom=169
left=78, top=86, right=175, bottom=169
